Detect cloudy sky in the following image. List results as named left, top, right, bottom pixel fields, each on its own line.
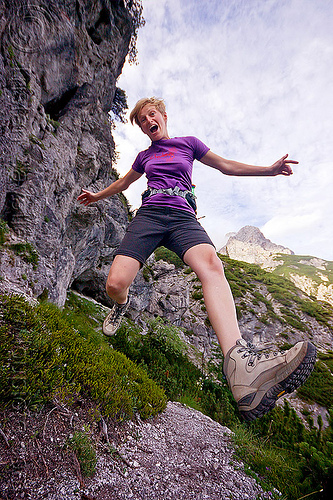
left=112, top=0, right=333, bottom=260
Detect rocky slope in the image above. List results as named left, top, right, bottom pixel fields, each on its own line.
left=119, top=250, right=333, bottom=427
left=221, top=226, right=333, bottom=306
left=124, top=252, right=333, bottom=358
left=0, top=0, right=139, bottom=306
left=0, top=401, right=273, bottom=500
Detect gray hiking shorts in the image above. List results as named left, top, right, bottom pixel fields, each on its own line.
left=114, top=206, right=215, bottom=266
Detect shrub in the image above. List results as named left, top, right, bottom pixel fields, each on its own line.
left=281, top=311, right=309, bottom=332
left=299, top=300, right=332, bottom=327
left=127, top=0, right=146, bottom=64
left=118, top=192, right=134, bottom=220
left=142, top=265, right=154, bottom=282
left=111, top=87, right=128, bottom=123
left=0, top=219, right=9, bottom=245
left=109, top=317, right=238, bottom=427
left=0, top=294, right=166, bottom=420
left=192, top=289, right=203, bottom=300
left=248, top=401, right=333, bottom=499
left=68, top=428, right=97, bottom=477
left=297, top=361, right=333, bottom=408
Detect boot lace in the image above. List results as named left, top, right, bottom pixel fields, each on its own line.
left=237, top=341, right=282, bottom=367
left=106, top=302, right=127, bottom=326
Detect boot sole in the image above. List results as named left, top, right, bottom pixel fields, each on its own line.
left=239, top=341, right=317, bottom=422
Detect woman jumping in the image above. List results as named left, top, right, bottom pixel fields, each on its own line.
left=78, top=97, right=316, bottom=421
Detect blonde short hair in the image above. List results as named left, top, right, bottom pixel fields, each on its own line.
left=130, top=97, right=166, bottom=126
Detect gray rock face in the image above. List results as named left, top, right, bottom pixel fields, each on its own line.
left=0, top=0, right=136, bottom=305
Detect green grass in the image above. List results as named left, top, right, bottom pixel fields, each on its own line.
left=9, top=242, right=39, bottom=269
left=272, top=253, right=333, bottom=285
left=237, top=401, right=333, bottom=500
left=232, top=423, right=298, bottom=499
left=64, top=291, right=107, bottom=343
left=318, top=351, right=333, bottom=372
left=219, top=254, right=333, bottom=328
left=29, top=134, right=46, bottom=150
left=2, top=283, right=333, bottom=499
left=154, top=246, right=185, bottom=268
left=142, top=265, right=155, bottom=282
left=67, top=427, right=97, bottom=477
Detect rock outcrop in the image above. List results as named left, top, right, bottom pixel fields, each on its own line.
left=126, top=256, right=333, bottom=357
left=0, top=0, right=139, bottom=305
left=220, top=225, right=293, bottom=270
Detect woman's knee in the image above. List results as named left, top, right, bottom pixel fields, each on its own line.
left=105, top=255, right=140, bottom=299
left=186, top=246, right=225, bottom=281
left=194, top=246, right=223, bottom=271
left=204, top=252, right=225, bottom=276
left=105, top=275, right=128, bottom=298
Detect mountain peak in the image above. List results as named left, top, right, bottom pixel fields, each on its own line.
left=220, top=226, right=293, bottom=270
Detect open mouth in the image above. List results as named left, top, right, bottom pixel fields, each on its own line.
left=150, top=124, right=158, bottom=133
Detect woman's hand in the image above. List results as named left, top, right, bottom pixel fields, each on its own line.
left=77, top=189, right=99, bottom=206
left=270, top=154, right=298, bottom=176
left=77, top=169, right=142, bottom=206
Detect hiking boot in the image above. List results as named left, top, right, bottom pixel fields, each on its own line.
left=223, top=339, right=316, bottom=421
left=102, top=300, right=129, bottom=336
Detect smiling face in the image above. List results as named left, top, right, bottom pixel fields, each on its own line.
left=138, top=104, right=170, bottom=141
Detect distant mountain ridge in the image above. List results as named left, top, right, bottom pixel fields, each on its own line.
left=220, top=226, right=333, bottom=306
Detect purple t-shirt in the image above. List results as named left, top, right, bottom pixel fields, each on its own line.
left=132, top=136, right=210, bottom=213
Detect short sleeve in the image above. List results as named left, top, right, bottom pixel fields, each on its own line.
left=189, top=137, right=210, bottom=160
left=132, top=151, right=145, bottom=174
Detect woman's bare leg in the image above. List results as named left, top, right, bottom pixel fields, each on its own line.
left=183, top=244, right=242, bottom=356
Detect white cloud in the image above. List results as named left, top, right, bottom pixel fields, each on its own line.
left=112, top=0, right=333, bottom=260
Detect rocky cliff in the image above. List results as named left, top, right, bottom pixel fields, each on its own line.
left=0, top=0, right=140, bottom=306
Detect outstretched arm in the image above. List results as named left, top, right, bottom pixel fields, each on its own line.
left=200, top=151, right=297, bottom=176
left=77, top=168, right=142, bottom=206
